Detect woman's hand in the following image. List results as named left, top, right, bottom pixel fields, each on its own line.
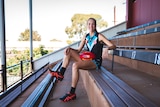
left=102, top=48, right=109, bottom=59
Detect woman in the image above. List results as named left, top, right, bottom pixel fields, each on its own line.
left=49, top=18, right=116, bottom=102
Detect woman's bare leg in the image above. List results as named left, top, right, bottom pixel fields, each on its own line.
left=61, top=47, right=81, bottom=68
left=71, top=60, right=96, bottom=88
left=61, top=47, right=97, bottom=87
left=59, top=48, right=97, bottom=102
left=49, top=47, right=81, bottom=80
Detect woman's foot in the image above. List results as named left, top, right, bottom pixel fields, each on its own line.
left=59, top=92, right=76, bottom=102
left=48, top=69, right=64, bottom=81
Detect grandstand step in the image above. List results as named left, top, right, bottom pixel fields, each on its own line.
left=102, top=59, right=160, bottom=106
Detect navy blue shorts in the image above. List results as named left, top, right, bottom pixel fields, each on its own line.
left=92, top=59, right=102, bottom=69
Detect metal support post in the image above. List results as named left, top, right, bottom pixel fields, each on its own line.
left=0, top=0, right=7, bottom=91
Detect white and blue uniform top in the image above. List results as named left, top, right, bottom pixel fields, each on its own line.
left=85, top=31, right=103, bottom=68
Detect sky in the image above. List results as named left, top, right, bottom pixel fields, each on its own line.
left=4, top=0, right=126, bottom=42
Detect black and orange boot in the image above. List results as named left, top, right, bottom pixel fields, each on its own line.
left=49, top=69, right=64, bottom=81
left=59, top=92, right=76, bottom=102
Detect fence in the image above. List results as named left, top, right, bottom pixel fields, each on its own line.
left=0, top=60, right=31, bottom=93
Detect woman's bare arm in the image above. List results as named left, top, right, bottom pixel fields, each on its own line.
left=99, top=33, right=116, bottom=50
left=77, top=35, right=86, bottom=52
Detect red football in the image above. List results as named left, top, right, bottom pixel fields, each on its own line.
left=79, top=51, right=95, bottom=60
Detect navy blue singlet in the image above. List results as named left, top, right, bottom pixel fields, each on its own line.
left=85, top=32, right=103, bottom=68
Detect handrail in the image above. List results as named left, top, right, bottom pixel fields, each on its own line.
left=0, top=60, right=31, bottom=92
left=7, top=60, right=30, bottom=69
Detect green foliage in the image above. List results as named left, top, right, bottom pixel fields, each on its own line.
left=33, top=45, right=48, bottom=58
left=18, top=28, right=41, bottom=41
left=65, top=14, right=108, bottom=39
left=7, top=45, right=49, bottom=75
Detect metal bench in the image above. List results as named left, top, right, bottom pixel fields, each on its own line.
left=112, top=48, right=160, bottom=70
left=89, top=65, right=157, bottom=107
left=87, top=45, right=160, bottom=107
left=21, top=61, right=62, bottom=107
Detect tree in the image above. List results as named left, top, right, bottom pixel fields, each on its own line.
left=7, top=45, right=49, bottom=75
left=65, top=14, right=108, bottom=39
left=18, top=28, right=41, bottom=41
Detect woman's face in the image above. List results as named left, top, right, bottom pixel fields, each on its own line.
left=87, top=19, right=96, bottom=32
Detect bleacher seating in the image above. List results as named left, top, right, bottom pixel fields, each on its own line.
left=117, top=20, right=160, bottom=35
left=90, top=66, right=157, bottom=107
left=80, top=20, right=159, bottom=107
left=21, top=61, right=62, bottom=107
left=109, top=19, right=160, bottom=77
left=13, top=20, right=159, bottom=107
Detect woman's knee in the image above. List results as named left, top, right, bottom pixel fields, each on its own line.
left=72, top=62, right=79, bottom=70
left=64, top=47, right=71, bottom=55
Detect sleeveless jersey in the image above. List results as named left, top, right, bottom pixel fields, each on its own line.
left=85, top=32, right=103, bottom=67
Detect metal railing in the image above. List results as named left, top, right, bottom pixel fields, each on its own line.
left=0, top=60, right=31, bottom=93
